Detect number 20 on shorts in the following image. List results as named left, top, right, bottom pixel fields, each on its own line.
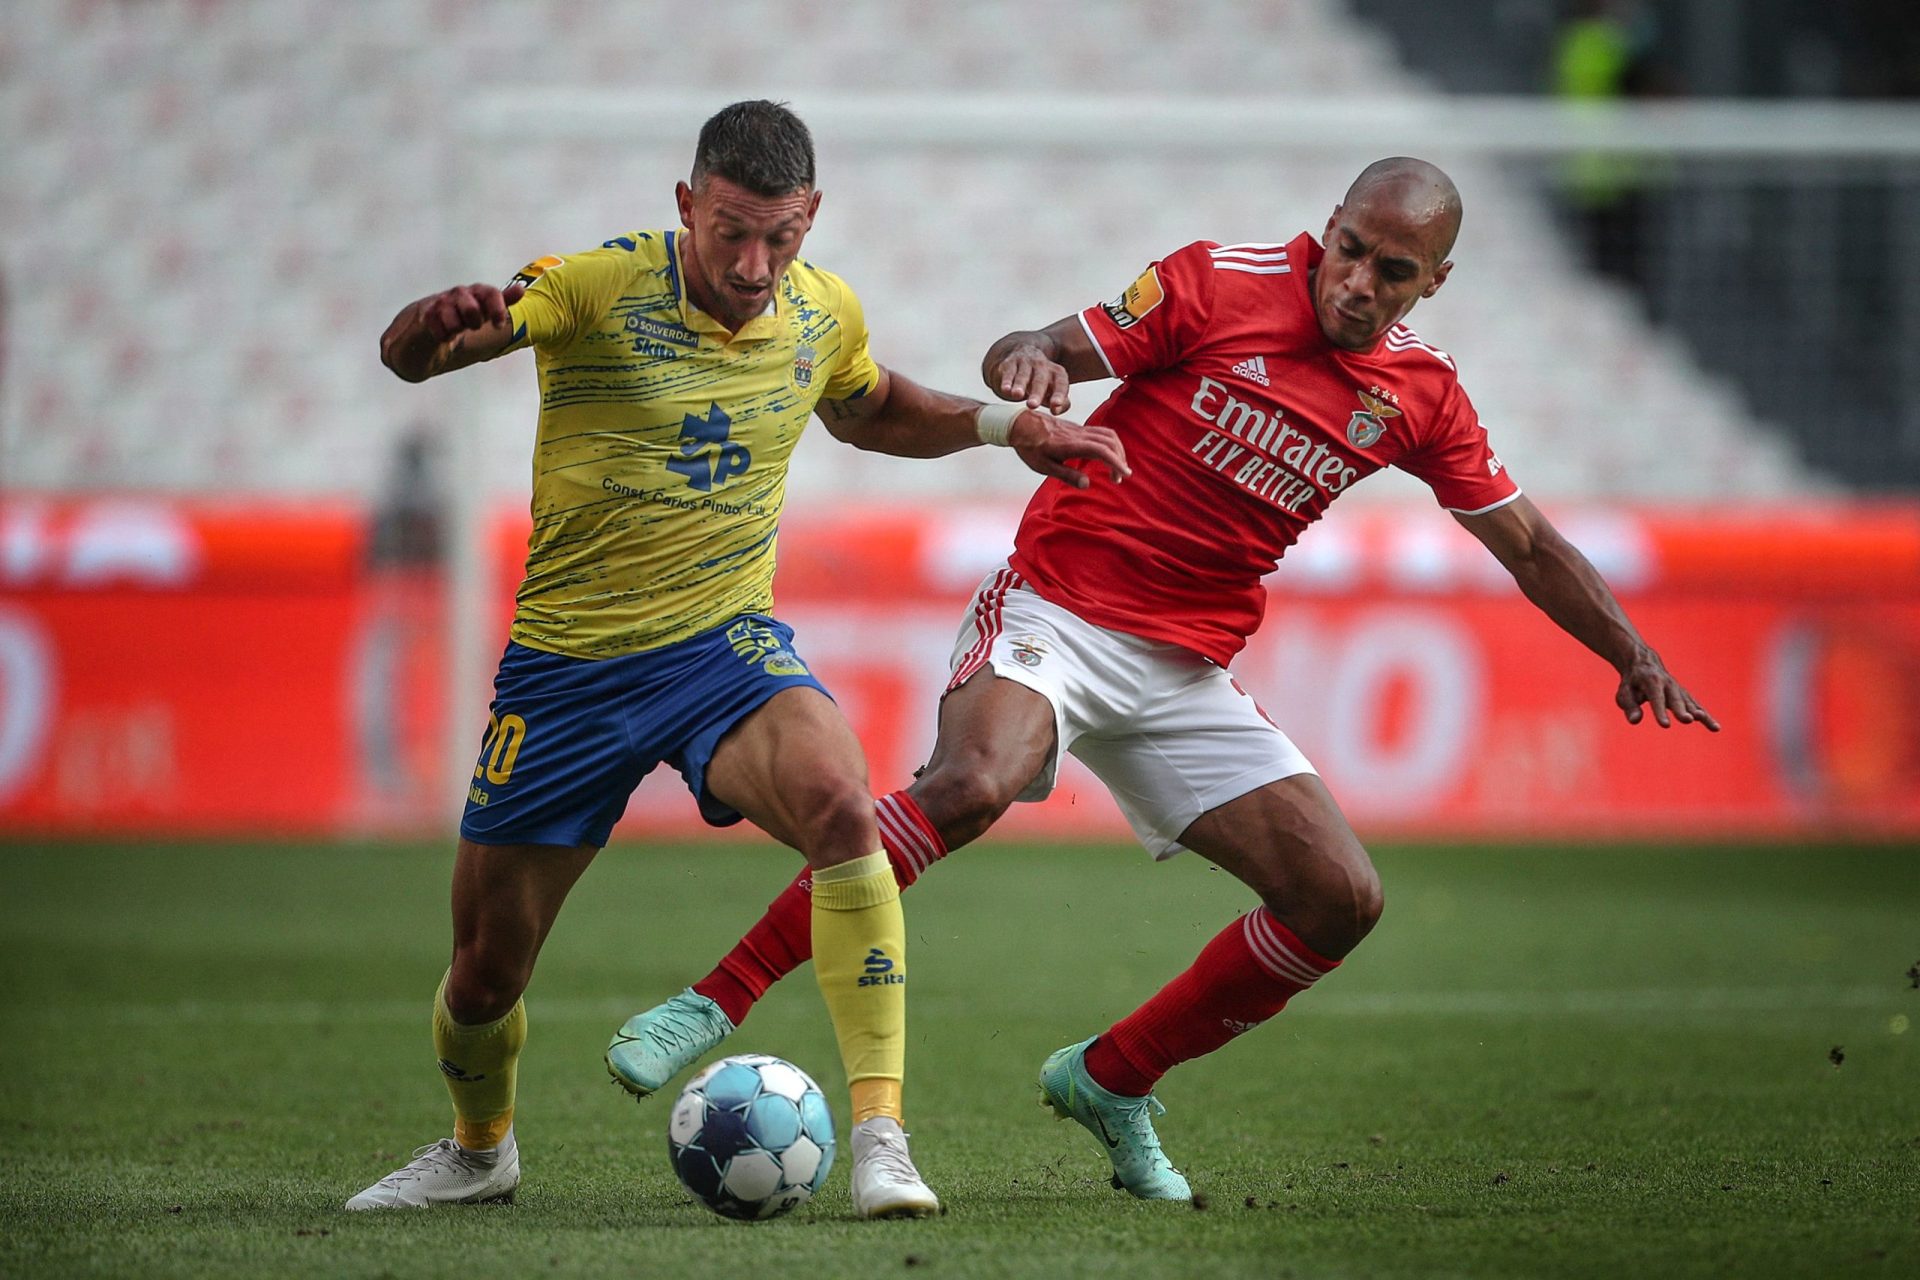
left=475, top=712, right=528, bottom=786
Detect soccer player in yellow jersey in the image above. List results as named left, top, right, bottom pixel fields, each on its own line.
left=344, top=100, right=1128, bottom=1218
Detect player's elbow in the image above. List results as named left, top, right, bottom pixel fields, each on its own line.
left=381, top=337, right=431, bottom=383
left=835, top=422, right=893, bottom=454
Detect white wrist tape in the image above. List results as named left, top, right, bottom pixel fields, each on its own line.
left=974, top=402, right=1022, bottom=446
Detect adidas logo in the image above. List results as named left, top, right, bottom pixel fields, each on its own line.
left=1230, top=355, right=1270, bottom=386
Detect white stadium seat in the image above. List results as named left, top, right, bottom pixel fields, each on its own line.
left=0, top=0, right=1803, bottom=502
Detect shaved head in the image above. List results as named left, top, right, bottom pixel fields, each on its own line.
left=1312, top=158, right=1463, bottom=349
left=1341, top=157, right=1463, bottom=267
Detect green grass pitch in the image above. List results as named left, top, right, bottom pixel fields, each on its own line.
left=3, top=839, right=1917, bottom=1279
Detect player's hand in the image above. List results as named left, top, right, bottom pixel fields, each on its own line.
left=419, top=282, right=525, bottom=341
left=991, top=343, right=1074, bottom=415
left=1008, top=410, right=1129, bottom=488
left=1615, top=653, right=1719, bottom=731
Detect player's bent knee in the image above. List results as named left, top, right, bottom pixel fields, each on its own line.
left=790, top=775, right=880, bottom=863
left=446, top=947, right=532, bottom=1023
left=913, top=761, right=1021, bottom=842
left=1258, top=846, right=1383, bottom=959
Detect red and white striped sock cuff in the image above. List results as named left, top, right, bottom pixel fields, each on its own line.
left=1242, top=908, right=1340, bottom=989
left=875, top=790, right=947, bottom=880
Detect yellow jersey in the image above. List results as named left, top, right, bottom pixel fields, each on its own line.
left=500, top=230, right=881, bottom=657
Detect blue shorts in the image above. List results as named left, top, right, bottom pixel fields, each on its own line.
left=459, top=615, right=831, bottom=849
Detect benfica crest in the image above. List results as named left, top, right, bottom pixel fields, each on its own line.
left=1346, top=387, right=1402, bottom=448
left=1009, top=635, right=1049, bottom=669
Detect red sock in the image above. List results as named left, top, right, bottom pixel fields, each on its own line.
left=1082, top=907, right=1339, bottom=1097
left=692, top=790, right=947, bottom=1025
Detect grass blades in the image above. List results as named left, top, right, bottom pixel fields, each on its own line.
left=3, top=839, right=1917, bottom=1278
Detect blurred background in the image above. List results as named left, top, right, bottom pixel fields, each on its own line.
left=2, top=0, right=1917, bottom=842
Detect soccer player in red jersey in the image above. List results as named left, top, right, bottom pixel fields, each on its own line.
left=607, top=157, right=1718, bottom=1200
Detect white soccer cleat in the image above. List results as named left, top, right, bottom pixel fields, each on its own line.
left=849, top=1117, right=941, bottom=1220
left=343, top=1130, right=520, bottom=1210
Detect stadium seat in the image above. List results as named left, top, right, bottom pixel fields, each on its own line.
left=0, top=0, right=1803, bottom=503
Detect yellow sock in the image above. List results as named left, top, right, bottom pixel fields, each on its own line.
left=432, top=971, right=526, bottom=1150
left=810, top=850, right=906, bottom=1124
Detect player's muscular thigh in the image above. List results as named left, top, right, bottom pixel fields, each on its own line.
left=704, top=687, right=876, bottom=865
left=913, top=673, right=1057, bottom=844
left=1178, top=775, right=1384, bottom=959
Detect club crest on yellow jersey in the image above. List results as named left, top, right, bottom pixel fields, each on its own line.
left=793, top=344, right=817, bottom=389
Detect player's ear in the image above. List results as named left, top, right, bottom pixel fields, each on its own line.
left=1423, top=259, right=1453, bottom=298
left=675, top=180, right=696, bottom=229
left=804, top=188, right=822, bottom=225
left=1324, top=205, right=1342, bottom=241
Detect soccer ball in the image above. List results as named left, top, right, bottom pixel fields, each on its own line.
left=667, top=1053, right=836, bottom=1220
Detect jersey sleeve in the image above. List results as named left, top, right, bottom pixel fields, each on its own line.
left=816, top=274, right=882, bottom=400
left=503, top=245, right=628, bottom=355
left=1396, top=381, right=1522, bottom=515
left=1076, top=241, right=1217, bottom=378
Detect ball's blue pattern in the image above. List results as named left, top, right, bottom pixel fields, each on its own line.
left=700, top=1062, right=763, bottom=1111
left=800, top=1090, right=833, bottom=1145
left=671, top=1144, right=725, bottom=1201
left=696, top=1104, right=754, bottom=1160
left=746, top=1094, right=802, bottom=1149
left=666, top=1054, right=837, bottom=1222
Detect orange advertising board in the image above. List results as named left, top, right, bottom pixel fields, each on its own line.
left=2, top=499, right=1916, bottom=840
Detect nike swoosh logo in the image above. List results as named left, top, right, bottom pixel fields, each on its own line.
left=1092, top=1112, right=1120, bottom=1149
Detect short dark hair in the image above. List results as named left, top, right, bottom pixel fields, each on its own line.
left=691, top=100, right=816, bottom=196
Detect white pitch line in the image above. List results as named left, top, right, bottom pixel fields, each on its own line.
left=1308, top=985, right=1900, bottom=1018
left=11, top=987, right=1902, bottom=1028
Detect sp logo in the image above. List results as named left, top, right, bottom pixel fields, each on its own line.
left=666, top=402, right=752, bottom=492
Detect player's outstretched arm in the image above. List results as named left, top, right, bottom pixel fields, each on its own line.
left=380, top=281, right=526, bottom=383
left=1456, top=496, right=1720, bottom=731
left=981, top=317, right=1113, bottom=414
left=816, top=366, right=1128, bottom=488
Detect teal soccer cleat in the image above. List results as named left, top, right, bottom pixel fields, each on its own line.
left=605, top=989, right=735, bottom=1098
left=1038, top=1037, right=1192, bottom=1201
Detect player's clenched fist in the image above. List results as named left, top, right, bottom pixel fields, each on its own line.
left=420, top=282, right=526, bottom=340
left=989, top=343, right=1074, bottom=415
left=381, top=281, right=526, bottom=382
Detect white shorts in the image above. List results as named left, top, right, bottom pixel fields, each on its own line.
left=946, top=565, right=1317, bottom=859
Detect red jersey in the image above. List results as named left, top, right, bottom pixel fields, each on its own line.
left=1010, top=232, right=1520, bottom=665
